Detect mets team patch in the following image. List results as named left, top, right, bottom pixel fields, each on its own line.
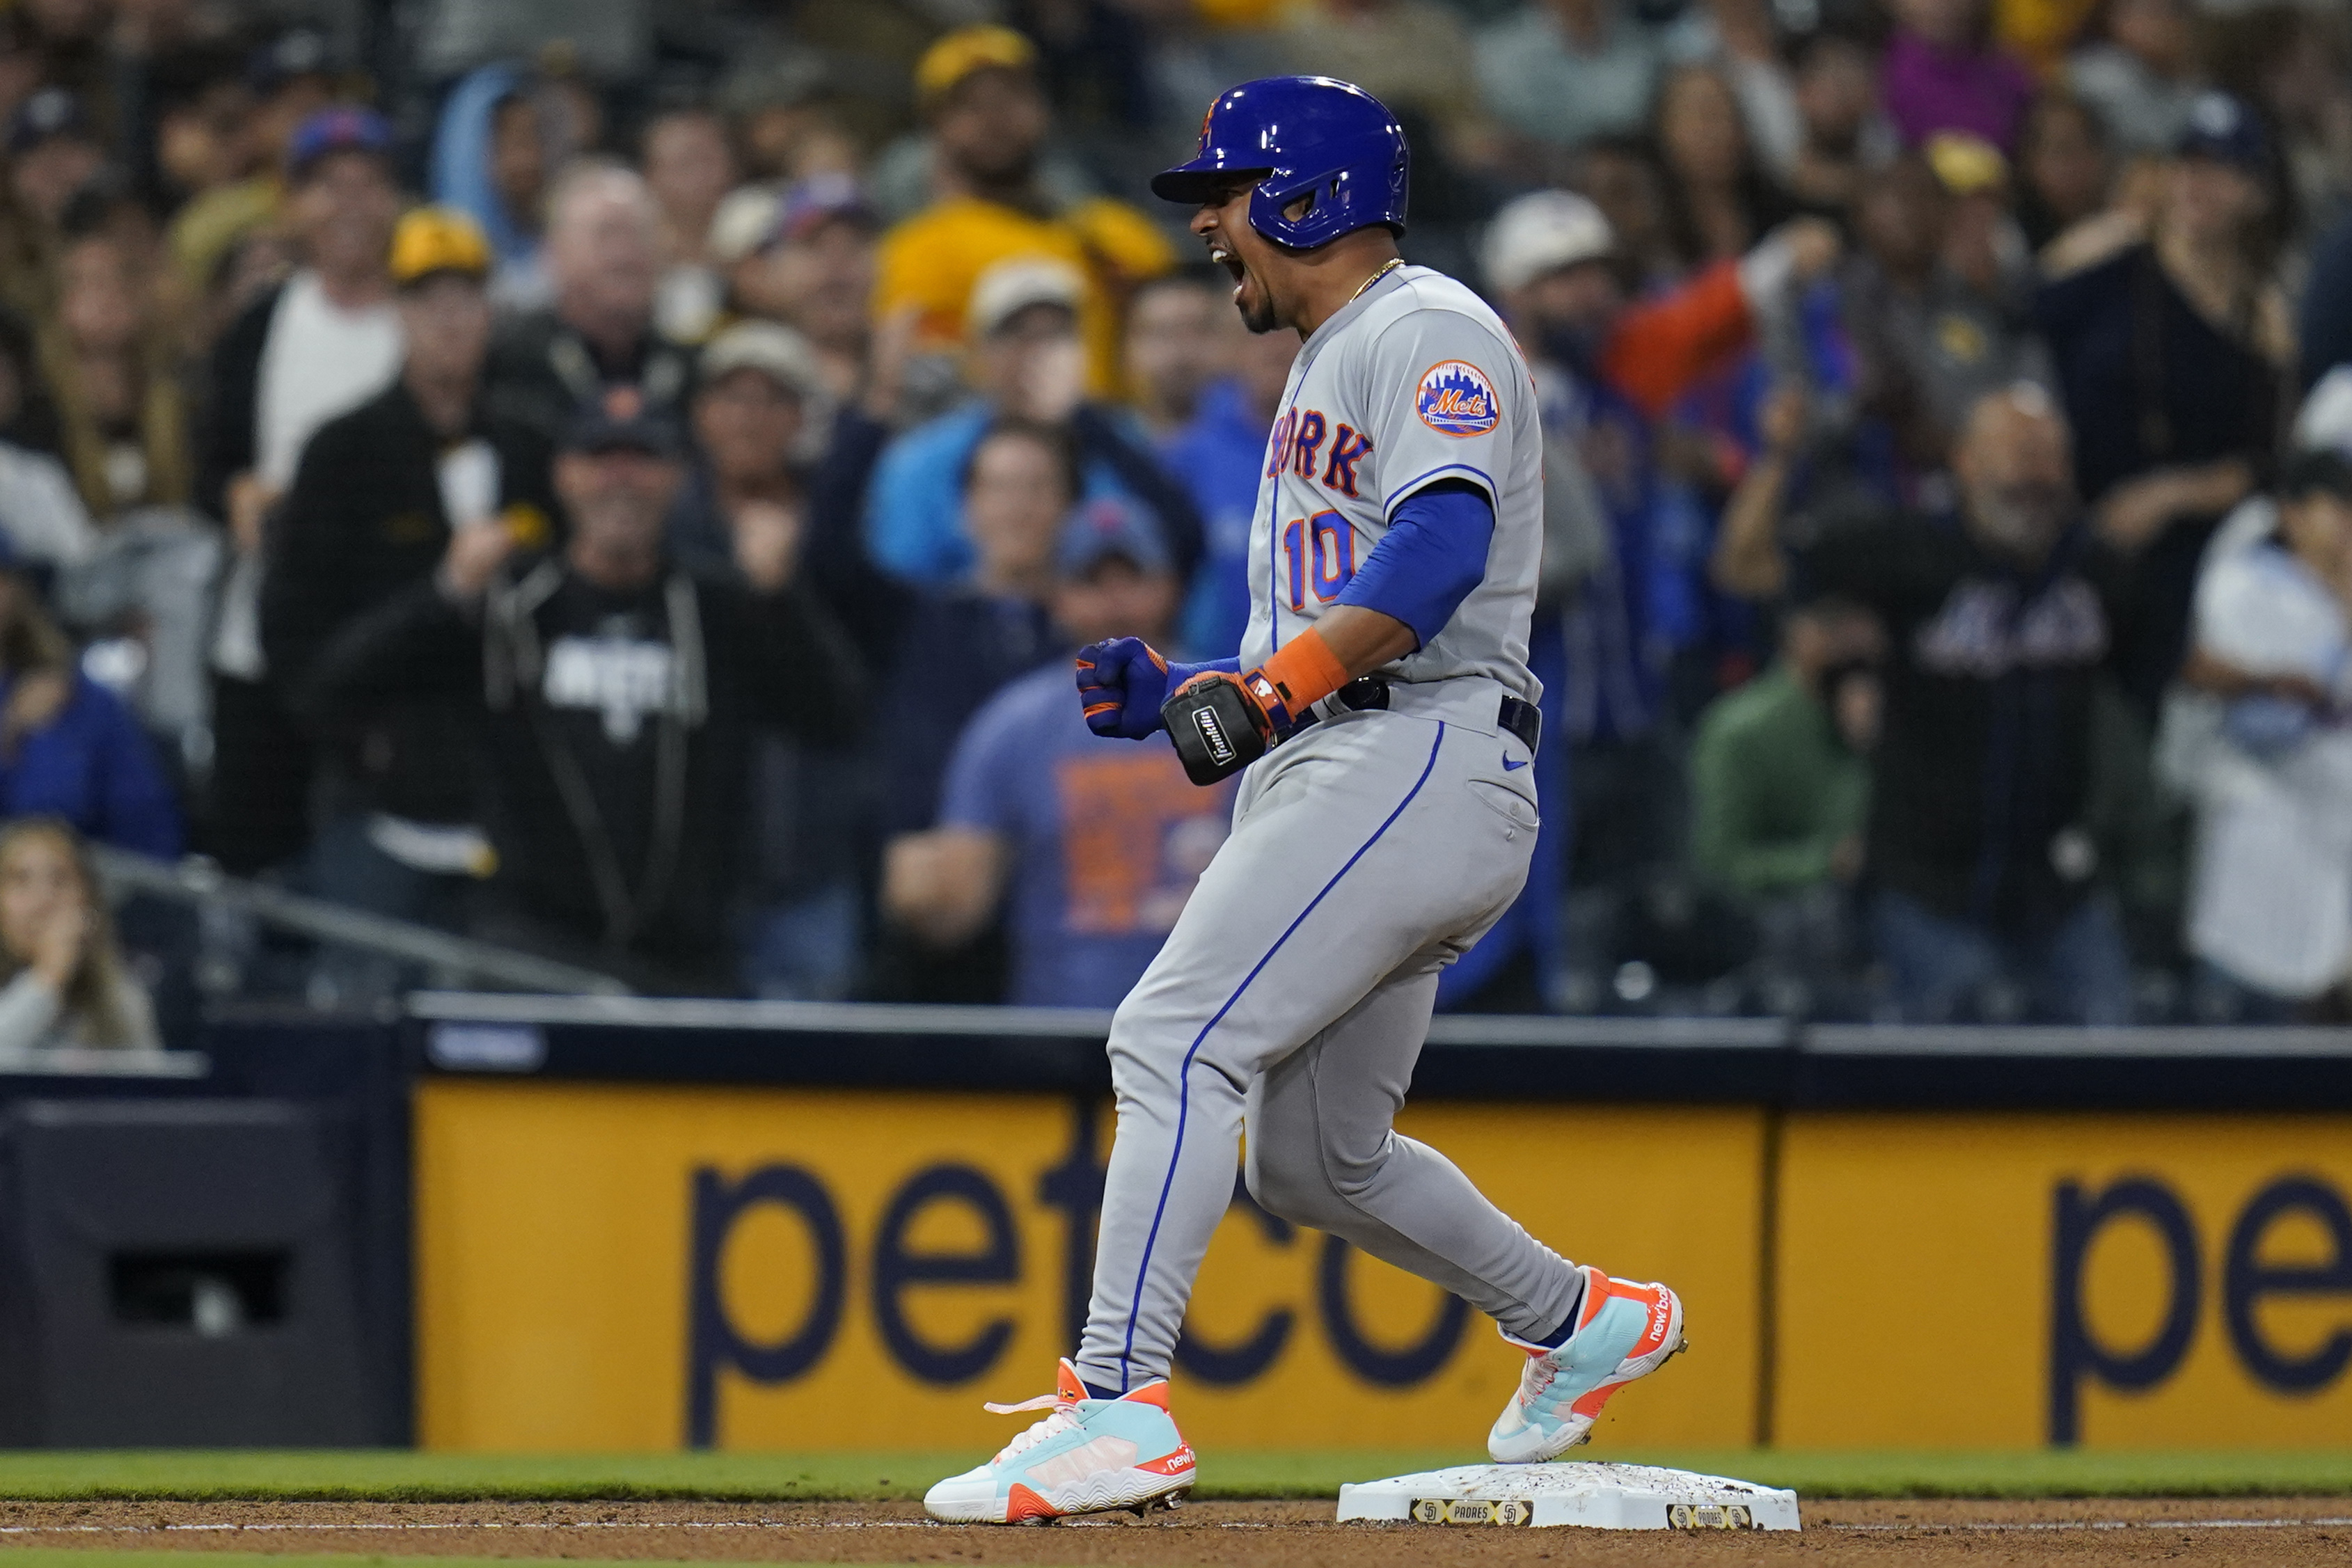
left=1416, top=361, right=1500, bottom=437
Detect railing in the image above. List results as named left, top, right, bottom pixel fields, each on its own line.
left=90, top=846, right=631, bottom=999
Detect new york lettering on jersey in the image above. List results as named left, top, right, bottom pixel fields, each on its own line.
left=1242, top=267, right=1546, bottom=699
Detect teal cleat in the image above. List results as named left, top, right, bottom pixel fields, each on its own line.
left=924, top=1359, right=1197, bottom=1523
left=1488, top=1265, right=1687, bottom=1463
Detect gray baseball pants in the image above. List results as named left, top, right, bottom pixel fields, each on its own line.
left=1073, top=680, right=1585, bottom=1395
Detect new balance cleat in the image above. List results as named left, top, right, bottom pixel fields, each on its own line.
left=923, top=1359, right=1196, bottom=1523
left=1488, top=1266, right=1686, bottom=1463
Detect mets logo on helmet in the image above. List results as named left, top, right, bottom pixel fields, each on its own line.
left=1416, top=361, right=1500, bottom=437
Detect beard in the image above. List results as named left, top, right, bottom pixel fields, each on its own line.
left=1233, top=267, right=1279, bottom=334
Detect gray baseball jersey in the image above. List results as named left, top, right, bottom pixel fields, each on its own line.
left=1073, top=264, right=1583, bottom=1399
left=1240, top=265, right=1544, bottom=700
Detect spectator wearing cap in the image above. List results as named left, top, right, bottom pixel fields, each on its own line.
left=267, top=208, right=558, bottom=943
left=871, top=24, right=1174, bottom=397
left=2175, top=452, right=2352, bottom=1020
left=670, top=319, right=882, bottom=998
left=669, top=320, right=830, bottom=584
left=1483, top=188, right=1838, bottom=733
left=1881, top=0, right=2039, bottom=154
left=2067, top=0, right=2203, bottom=159
left=864, top=256, right=1203, bottom=592
left=299, top=391, right=867, bottom=994
left=8, top=88, right=102, bottom=233
left=195, top=102, right=403, bottom=874
left=1474, top=0, right=1664, bottom=155
left=883, top=495, right=1233, bottom=1008
left=164, top=28, right=338, bottom=301
left=728, top=175, right=880, bottom=406
left=0, top=88, right=102, bottom=318
left=2037, top=90, right=2290, bottom=718
left=482, top=161, right=696, bottom=455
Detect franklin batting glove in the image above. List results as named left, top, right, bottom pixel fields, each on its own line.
left=1160, top=630, right=1352, bottom=785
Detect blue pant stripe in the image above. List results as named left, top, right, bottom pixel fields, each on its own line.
left=1115, top=721, right=1450, bottom=1388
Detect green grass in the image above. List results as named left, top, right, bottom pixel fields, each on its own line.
left=0, top=1449, right=2348, bottom=1503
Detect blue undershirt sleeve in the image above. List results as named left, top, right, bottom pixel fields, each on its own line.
left=1332, top=478, right=1496, bottom=649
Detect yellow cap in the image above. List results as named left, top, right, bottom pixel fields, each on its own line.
left=915, top=24, right=1037, bottom=108
left=1925, top=132, right=2010, bottom=198
left=390, top=206, right=492, bottom=285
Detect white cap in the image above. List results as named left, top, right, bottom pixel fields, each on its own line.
left=1481, top=191, right=1617, bottom=294
left=709, top=184, right=782, bottom=267
left=701, top=319, right=824, bottom=402
left=2294, top=365, right=2352, bottom=458
left=967, top=255, right=1084, bottom=338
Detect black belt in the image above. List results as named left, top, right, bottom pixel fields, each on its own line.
left=1301, top=676, right=1541, bottom=756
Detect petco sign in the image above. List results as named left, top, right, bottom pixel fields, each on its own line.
left=1772, top=1114, right=2352, bottom=1448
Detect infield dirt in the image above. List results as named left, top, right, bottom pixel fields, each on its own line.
left=0, top=1498, right=2346, bottom=1567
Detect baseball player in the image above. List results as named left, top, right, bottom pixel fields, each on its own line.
left=925, top=77, right=1684, bottom=1526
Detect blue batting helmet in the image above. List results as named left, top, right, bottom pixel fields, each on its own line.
left=1151, top=76, right=1409, bottom=249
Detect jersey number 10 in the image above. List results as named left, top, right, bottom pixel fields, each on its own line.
left=1281, top=510, right=1356, bottom=612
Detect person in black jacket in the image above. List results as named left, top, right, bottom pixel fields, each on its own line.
left=480, top=162, right=695, bottom=451
left=297, top=395, right=866, bottom=995
left=1714, top=384, right=2148, bottom=1024
left=266, top=207, right=555, bottom=939
left=194, top=106, right=404, bottom=874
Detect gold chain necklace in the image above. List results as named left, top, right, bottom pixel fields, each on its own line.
left=1347, top=257, right=1405, bottom=304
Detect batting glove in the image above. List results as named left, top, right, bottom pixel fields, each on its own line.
left=1075, top=638, right=1228, bottom=739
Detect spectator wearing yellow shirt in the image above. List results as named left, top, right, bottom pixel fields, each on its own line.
left=872, top=26, right=1174, bottom=396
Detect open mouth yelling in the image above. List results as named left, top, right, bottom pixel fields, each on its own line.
left=1209, top=243, right=1246, bottom=302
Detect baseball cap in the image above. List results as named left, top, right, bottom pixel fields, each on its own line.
left=563, top=385, right=682, bottom=458
left=968, top=256, right=1084, bottom=338
left=1925, top=131, right=2009, bottom=198
left=708, top=186, right=782, bottom=267
left=915, top=24, right=1038, bottom=108
left=2293, top=366, right=2352, bottom=459
left=390, top=207, right=491, bottom=287
left=700, top=321, right=824, bottom=402
left=8, top=88, right=92, bottom=157
left=285, top=105, right=393, bottom=179
left=1481, top=191, right=1616, bottom=294
left=2175, top=91, right=2270, bottom=173
left=770, top=173, right=877, bottom=246
left=246, top=26, right=333, bottom=97
left=1059, top=492, right=1170, bottom=578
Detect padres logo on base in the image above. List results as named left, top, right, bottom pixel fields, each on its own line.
left=1416, top=361, right=1500, bottom=437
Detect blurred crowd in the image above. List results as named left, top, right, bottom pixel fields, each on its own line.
left=1, top=0, right=2351, bottom=1036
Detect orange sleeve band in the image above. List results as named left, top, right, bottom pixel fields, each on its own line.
left=1257, top=626, right=1351, bottom=713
